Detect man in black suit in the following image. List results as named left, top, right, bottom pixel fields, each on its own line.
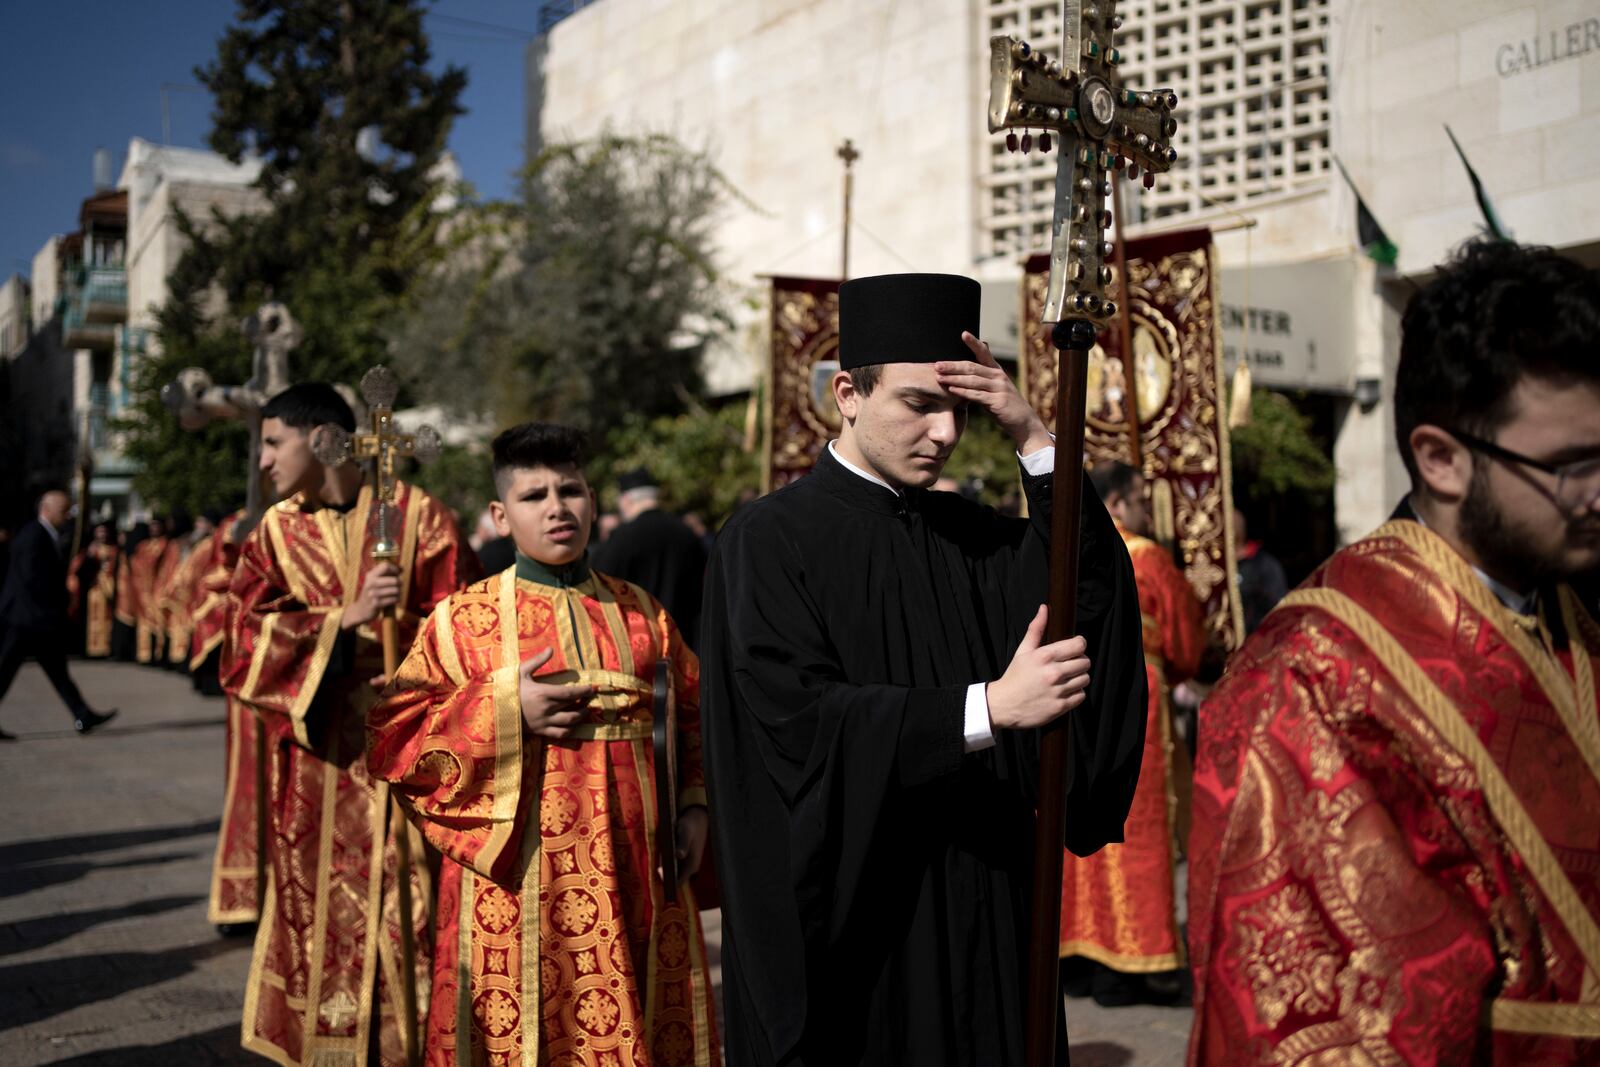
left=0, top=489, right=117, bottom=739
left=592, top=468, right=707, bottom=651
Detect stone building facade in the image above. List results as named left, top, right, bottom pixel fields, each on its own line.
left=526, top=0, right=1599, bottom=543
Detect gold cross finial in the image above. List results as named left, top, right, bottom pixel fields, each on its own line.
left=988, top=0, right=1181, bottom=324
left=311, top=365, right=441, bottom=562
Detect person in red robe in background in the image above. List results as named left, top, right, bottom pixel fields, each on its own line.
left=1188, top=239, right=1600, bottom=1064
left=223, top=383, right=478, bottom=1066
left=1061, top=461, right=1206, bottom=1007
left=189, top=508, right=262, bottom=933
left=161, top=512, right=216, bottom=672
left=118, top=515, right=174, bottom=664
left=67, top=521, right=119, bottom=658
left=368, top=423, right=719, bottom=1067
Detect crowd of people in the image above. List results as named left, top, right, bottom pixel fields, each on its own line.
left=0, top=238, right=1597, bottom=1065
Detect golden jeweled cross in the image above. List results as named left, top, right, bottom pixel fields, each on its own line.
left=988, top=1, right=1179, bottom=325
left=984, top=5, right=1182, bottom=1065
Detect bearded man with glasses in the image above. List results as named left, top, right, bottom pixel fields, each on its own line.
left=1187, top=238, right=1600, bottom=1066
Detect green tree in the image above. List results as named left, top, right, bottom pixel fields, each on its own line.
left=1230, top=387, right=1337, bottom=499
left=123, top=0, right=465, bottom=513
left=391, top=131, right=740, bottom=436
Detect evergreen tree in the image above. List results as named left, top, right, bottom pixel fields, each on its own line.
left=124, top=0, right=465, bottom=514
left=392, top=132, right=739, bottom=438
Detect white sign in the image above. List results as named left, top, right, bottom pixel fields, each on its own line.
left=1218, top=258, right=1358, bottom=394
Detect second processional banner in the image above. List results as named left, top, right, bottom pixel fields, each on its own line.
left=764, top=275, right=843, bottom=492
left=1021, top=227, right=1244, bottom=652
left=764, top=245, right=1243, bottom=653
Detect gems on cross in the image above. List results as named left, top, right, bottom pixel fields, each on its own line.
left=987, top=0, right=1182, bottom=324
left=312, top=365, right=442, bottom=563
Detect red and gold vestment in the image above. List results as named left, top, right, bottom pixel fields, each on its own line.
left=1189, top=519, right=1600, bottom=1064
left=192, top=511, right=264, bottom=925
left=223, top=480, right=477, bottom=1066
left=368, top=562, right=720, bottom=1067
left=163, top=532, right=214, bottom=666
left=68, top=542, right=119, bottom=658
left=121, top=535, right=177, bottom=663
left=1061, top=526, right=1205, bottom=972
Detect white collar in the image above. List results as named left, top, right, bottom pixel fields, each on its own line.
left=828, top=439, right=900, bottom=496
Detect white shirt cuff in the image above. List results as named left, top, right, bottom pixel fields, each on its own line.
left=963, top=682, right=997, bottom=752
left=1018, top=433, right=1057, bottom=477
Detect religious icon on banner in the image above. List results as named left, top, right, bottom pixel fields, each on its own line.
left=765, top=275, right=842, bottom=491
left=1021, top=227, right=1244, bottom=652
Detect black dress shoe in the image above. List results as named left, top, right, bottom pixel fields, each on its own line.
left=1059, top=956, right=1095, bottom=999
left=74, top=708, right=118, bottom=734
left=0, top=726, right=16, bottom=741
left=216, top=921, right=258, bottom=939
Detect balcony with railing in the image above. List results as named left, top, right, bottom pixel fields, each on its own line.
left=61, top=263, right=126, bottom=349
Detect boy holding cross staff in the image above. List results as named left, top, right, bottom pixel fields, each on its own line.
left=222, top=381, right=478, bottom=1066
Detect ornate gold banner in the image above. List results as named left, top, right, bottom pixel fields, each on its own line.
left=765, top=276, right=842, bottom=492
left=1022, top=228, right=1244, bottom=652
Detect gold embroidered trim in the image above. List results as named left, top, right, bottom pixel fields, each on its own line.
left=678, top=786, right=709, bottom=810
left=1280, top=587, right=1600, bottom=990
left=490, top=664, right=525, bottom=824
left=189, top=620, right=226, bottom=673
left=1489, top=998, right=1600, bottom=1037
left=1382, top=521, right=1600, bottom=787
left=302, top=731, right=346, bottom=1055
left=433, top=596, right=467, bottom=688
left=240, top=615, right=278, bottom=708
left=516, top=784, right=544, bottom=1067
left=1558, top=588, right=1600, bottom=762
left=240, top=875, right=277, bottom=1054
left=635, top=735, right=663, bottom=1041
left=1057, top=940, right=1183, bottom=974
left=290, top=612, right=346, bottom=750
left=593, top=579, right=638, bottom=678
left=455, top=866, right=474, bottom=1067
left=493, top=574, right=525, bottom=825
left=352, top=779, right=388, bottom=1058
left=397, top=482, right=423, bottom=607
left=208, top=697, right=246, bottom=924
left=683, top=882, right=714, bottom=1067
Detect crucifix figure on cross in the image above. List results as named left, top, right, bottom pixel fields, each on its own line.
left=162, top=300, right=303, bottom=533
left=984, top=4, right=1181, bottom=1064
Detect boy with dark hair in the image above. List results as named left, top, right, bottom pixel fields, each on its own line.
left=1188, top=240, right=1600, bottom=1064
left=368, top=422, right=719, bottom=1066
left=222, top=381, right=478, bottom=1065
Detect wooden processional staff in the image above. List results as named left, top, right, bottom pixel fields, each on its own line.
left=984, top=3, right=1181, bottom=1063
left=312, top=365, right=440, bottom=1067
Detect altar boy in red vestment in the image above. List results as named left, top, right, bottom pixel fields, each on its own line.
left=223, top=383, right=478, bottom=1066
left=1188, top=240, right=1600, bottom=1065
left=368, top=422, right=720, bottom=1067
left=1061, top=461, right=1205, bottom=1005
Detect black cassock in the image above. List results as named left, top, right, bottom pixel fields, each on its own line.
left=592, top=507, right=708, bottom=651
left=702, top=447, right=1147, bottom=1067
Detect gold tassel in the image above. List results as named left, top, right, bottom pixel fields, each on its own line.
left=1228, top=359, right=1253, bottom=430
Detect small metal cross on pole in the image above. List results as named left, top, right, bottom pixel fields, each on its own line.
left=984, top=4, right=1181, bottom=1064
left=837, top=138, right=860, bottom=280
left=309, top=364, right=439, bottom=1067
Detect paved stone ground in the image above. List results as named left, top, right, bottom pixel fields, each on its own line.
left=0, top=660, right=1191, bottom=1065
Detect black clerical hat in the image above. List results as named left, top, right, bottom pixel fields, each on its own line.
left=838, top=273, right=980, bottom=370
left=617, top=467, right=656, bottom=492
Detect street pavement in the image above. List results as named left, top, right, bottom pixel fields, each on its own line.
left=0, top=660, right=1192, bottom=1065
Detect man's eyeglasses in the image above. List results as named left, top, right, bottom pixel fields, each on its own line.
left=1445, top=428, right=1600, bottom=514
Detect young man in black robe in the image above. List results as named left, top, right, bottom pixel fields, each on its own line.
left=702, top=272, right=1147, bottom=1066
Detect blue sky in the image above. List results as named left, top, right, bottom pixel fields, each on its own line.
left=0, top=0, right=538, bottom=281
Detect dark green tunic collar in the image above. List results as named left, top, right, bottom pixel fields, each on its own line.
left=514, top=549, right=591, bottom=588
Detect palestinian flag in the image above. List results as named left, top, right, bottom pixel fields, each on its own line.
left=1445, top=125, right=1512, bottom=241
left=1333, top=156, right=1398, bottom=266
